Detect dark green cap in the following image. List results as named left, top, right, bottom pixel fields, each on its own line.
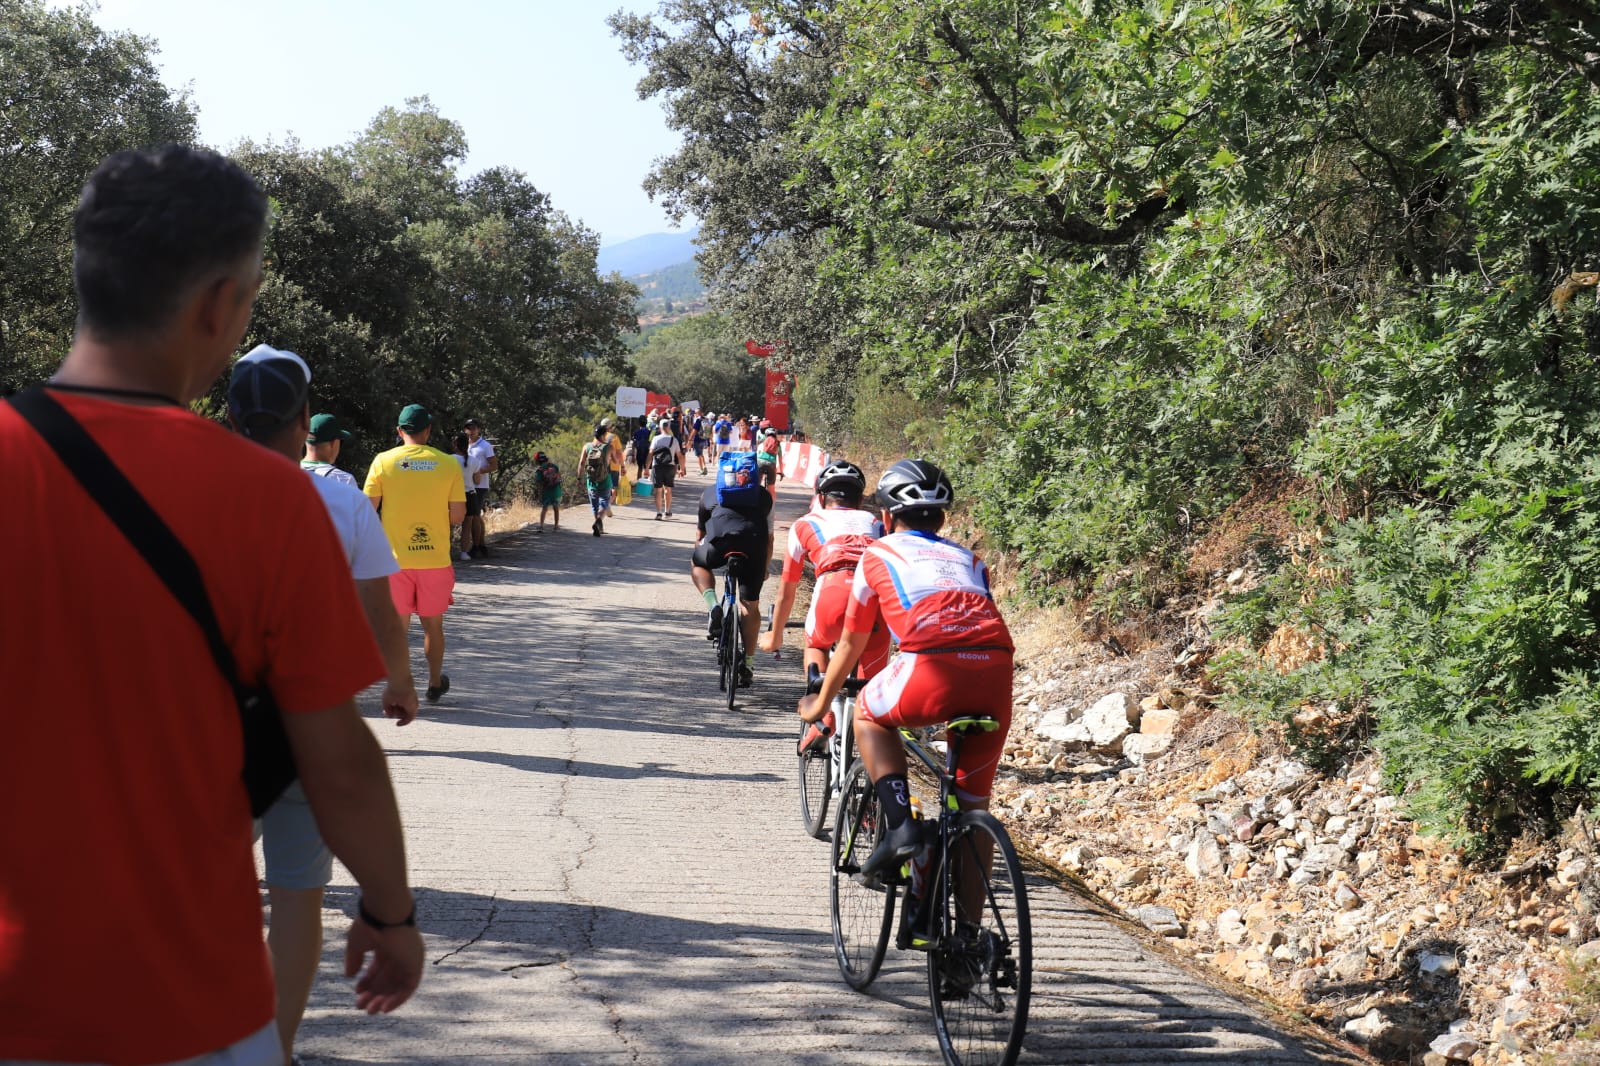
left=307, top=413, right=353, bottom=444
left=397, top=403, right=432, bottom=431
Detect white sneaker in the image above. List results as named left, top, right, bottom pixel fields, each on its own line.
left=457, top=551, right=471, bottom=562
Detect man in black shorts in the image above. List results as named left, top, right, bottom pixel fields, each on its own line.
left=691, top=482, right=774, bottom=688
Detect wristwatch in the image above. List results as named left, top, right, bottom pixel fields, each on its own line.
left=358, top=897, right=417, bottom=930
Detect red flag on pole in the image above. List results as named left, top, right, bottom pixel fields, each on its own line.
left=764, top=370, right=793, bottom=431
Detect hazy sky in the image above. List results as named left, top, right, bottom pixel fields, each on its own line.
left=57, top=0, right=689, bottom=246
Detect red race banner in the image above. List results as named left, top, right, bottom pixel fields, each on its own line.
left=764, top=370, right=793, bottom=431
left=746, top=340, right=776, bottom=358
left=645, top=391, right=675, bottom=413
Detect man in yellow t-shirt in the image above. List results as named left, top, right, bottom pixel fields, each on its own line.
left=365, top=403, right=467, bottom=703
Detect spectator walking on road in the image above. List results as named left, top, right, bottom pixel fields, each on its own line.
left=689, top=412, right=710, bottom=474
left=449, top=433, right=479, bottom=562
left=0, top=144, right=422, bottom=1066
left=301, top=412, right=359, bottom=488
left=364, top=404, right=467, bottom=703
left=464, top=417, right=496, bottom=558
left=757, top=426, right=784, bottom=499
left=227, top=354, right=421, bottom=1065
left=534, top=451, right=563, bottom=531
left=650, top=421, right=684, bottom=520
left=631, top=419, right=651, bottom=483
left=580, top=424, right=613, bottom=536
left=598, top=417, right=625, bottom=515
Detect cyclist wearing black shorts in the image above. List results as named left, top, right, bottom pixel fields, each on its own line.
left=691, top=483, right=774, bottom=688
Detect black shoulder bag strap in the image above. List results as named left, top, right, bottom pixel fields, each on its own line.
left=9, top=388, right=297, bottom=816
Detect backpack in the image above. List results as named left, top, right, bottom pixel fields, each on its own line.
left=651, top=441, right=675, bottom=469
left=539, top=463, right=562, bottom=488
left=716, top=451, right=763, bottom=508
left=584, top=443, right=610, bottom=486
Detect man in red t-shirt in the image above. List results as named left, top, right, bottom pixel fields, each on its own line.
left=0, top=145, right=422, bottom=1066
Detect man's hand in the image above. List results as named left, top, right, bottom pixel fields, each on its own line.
left=382, top=681, right=419, bottom=726
left=757, top=630, right=782, bottom=655
left=797, top=692, right=827, bottom=723
left=344, top=920, right=424, bottom=1014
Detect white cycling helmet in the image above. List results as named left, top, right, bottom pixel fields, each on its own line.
left=815, top=460, right=867, bottom=497
left=875, top=459, right=954, bottom=514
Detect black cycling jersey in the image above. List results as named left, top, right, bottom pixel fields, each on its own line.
left=697, top=484, right=772, bottom=545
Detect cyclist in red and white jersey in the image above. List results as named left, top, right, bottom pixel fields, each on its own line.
left=797, top=459, right=1013, bottom=880
left=759, top=462, right=892, bottom=748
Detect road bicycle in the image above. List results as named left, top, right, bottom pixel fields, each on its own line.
left=798, top=665, right=866, bottom=840
left=829, top=715, right=1032, bottom=1066
left=711, top=551, right=746, bottom=711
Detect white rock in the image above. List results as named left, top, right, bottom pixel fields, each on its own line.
left=1428, top=1033, right=1481, bottom=1060
left=1060, top=843, right=1098, bottom=871
left=1299, top=843, right=1349, bottom=874
left=1419, top=952, right=1460, bottom=976
left=1122, top=733, right=1174, bottom=764
left=1186, top=836, right=1226, bottom=880
left=1343, top=1008, right=1391, bottom=1044
left=1217, top=908, right=1246, bottom=945
left=1136, top=905, right=1185, bottom=937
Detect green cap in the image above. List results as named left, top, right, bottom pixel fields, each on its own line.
left=306, top=413, right=353, bottom=444
left=397, top=403, right=432, bottom=431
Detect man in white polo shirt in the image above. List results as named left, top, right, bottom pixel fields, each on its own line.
left=463, top=417, right=496, bottom=558
left=227, top=352, right=419, bottom=1065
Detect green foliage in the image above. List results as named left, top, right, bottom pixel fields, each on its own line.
left=622, top=0, right=1600, bottom=843
left=0, top=20, right=637, bottom=483
left=0, top=0, right=197, bottom=391
left=631, top=313, right=764, bottom=414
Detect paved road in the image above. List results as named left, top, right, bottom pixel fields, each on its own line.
left=293, top=473, right=1366, bottom=1065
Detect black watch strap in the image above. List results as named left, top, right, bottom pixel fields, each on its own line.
left=359, top=898, right=417, bottom=930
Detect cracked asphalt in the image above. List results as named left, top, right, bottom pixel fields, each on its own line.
left=289, top=473, right=1368, bottom=1065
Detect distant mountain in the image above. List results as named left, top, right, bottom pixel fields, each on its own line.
left=598, top=228, right=700, bottom=277
left=632, top=259, right=708, bottom=327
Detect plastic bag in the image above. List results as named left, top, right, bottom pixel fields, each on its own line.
left=616, top=473, right=633, bottom=506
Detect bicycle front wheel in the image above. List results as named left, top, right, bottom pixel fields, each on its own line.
left=829, top=759, right=895, bottom=990
left=797, top=714, right=832, bottom=839
left=927, top=811, right=1032, bottom=1066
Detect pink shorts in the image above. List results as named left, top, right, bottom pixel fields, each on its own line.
left=808, top=571, right=891, bottom=678
left=858, top=649, right=1013, bottom=802
left=389, top=567, right=455, bottom=618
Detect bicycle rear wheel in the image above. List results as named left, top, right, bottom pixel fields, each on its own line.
left=829, top=759, right=895, bottom=990
left=723, top=578, right=741, bottom=711
left=927, top=811, right=1032, bottom=1066
left=798, top=720, right=832, bottom=838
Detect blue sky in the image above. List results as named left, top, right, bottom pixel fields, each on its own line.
left=58, top=0, right=690, bottom=246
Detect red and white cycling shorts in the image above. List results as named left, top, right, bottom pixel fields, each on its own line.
left=807, top=570, right=892, bottom=677
left=857, top=648, right=1014, bottom=803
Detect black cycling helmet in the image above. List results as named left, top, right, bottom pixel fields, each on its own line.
left=875, top=459, right=954, bottom=514
left=815, top=460, right=866, bottom=497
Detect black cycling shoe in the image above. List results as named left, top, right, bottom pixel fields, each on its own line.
left=736, top=661, right=754, bottom=688
left=897, top=890, right=932, bottom=952
left=860, top=817, right=925, bottom=883
left=707, top=603, right=723, bottom=640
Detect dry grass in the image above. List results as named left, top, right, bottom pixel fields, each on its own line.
left=1012, top=603, right=1092, bottom=661
left=1187, top=471, right=1316, bottom=579
left=484, top=498, right=548, bottom=536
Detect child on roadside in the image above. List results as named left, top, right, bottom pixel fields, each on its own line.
left=534, top=451, right=563, bottom=532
